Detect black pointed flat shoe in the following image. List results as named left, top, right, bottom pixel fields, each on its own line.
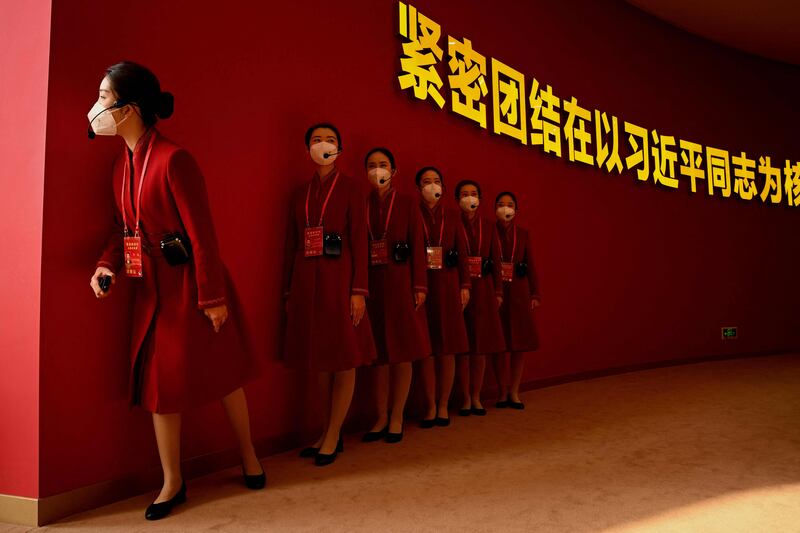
left=242, top=464, right=267, bottom=490
left=434, top=416, right=450, bottom=427
left=496, top=396, right=510, bottom=408
left=458, top=408, right=471, bottom=417
left=509, top=400, right=525, bottom=410
left=362, top=426, right=388, bottom=442
left=471, top=407, right=487, bottom=416
left=145, top=481, right=186, bottom=521
left=419, top=418, right=436, bottom=429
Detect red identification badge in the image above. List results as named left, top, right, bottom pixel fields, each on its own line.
left=124, top=236, right=143, bottom=277
left=370, top=239, right=389, bottom=266
left=304, top=226, right=324, bottom=257
left=468, top=256, right=482, bottom=278
left=426, top=246, right=443, bottom=270
left=501, top=262, right=514, bottom=282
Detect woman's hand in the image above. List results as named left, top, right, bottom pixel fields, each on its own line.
left=204, top=304, right=228, bottom=332
left=90, top=267, right=115, bottom=299
left=414, top=291, right=427, bottom=311
left=351, top=294, right=366, bottom=327
left=531, top=297, right=541, bottom=309
left=460, top=288, right=470, bottom=310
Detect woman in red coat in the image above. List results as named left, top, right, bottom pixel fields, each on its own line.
left=87, top=62, right=264, bottom=521
left=455, top=180, right=506, bottom=417
left=492, top=192, right=541, bottom=409
left=361, top=148, right=431, bottom=443
left=415, top=167, right=470, bottom=428
left=282, top=123, right=376, bottom=465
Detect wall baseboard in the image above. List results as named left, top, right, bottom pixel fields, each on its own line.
left=1, top=349, right=793, bottom=527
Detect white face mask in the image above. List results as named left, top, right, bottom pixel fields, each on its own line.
left=460, top=196, right=479, bottom=211
left=368, top=167, right=392, bottom=189
left=309, top=142, right=340, bottom=166
left=421, top=183, right=442, bottom=203
left=87, top=101, right=128, bottom=136
left=496, top=206, right=516, bottom=221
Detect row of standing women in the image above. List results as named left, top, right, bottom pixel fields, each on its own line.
left=88, top=62, right=539, bottom=521
left=283, top=124, right=541, bottom=469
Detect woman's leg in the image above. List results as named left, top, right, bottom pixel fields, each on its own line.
left=509, top=351, right=526, bottom=403
left=312, top=371, right=333, bottom=448
left=470, top=355, right=486, bottom=409
left=388, top=362, right=413, bottom=433
left=151, top=412, right=182, bottom=503
left=457, top=354, right=471, bottom=410
left=369, top=364, right=390, bottom=432
left=436, top=354, right=455, bottom=418
left=319, top=368, right=356, bottom=454
left=220, top=387, right=262, bottom=475
left=419, top=356, right=437, bottom=421
left=492, top=352, right=510, bottom=401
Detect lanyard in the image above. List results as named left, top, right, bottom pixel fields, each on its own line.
left=305, top=169, right=340, bottom=227
left=462, top=217, right=482, bottom=256
left=367, top=189, right=397, bottom=241
left=422, top=205, right=446, bottom=247
left=121, top=132, right=156, bottom=237
left=500, top=224, right=517, bottom=262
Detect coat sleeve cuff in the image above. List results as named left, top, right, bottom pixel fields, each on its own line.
left=198, top=296, right=226, bottom=310
left=351, top=288, right=369, bottom=297
left=413, top=285, right=428, bottom=294
left=96, top=260, right=116, bottom=272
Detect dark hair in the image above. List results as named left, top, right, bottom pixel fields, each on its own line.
left=414, top=166, right=444, bottom=187
left=364, top=147, right=396, bottom=169
left=305, top=123, right=342, bottom=149
left=495, top=191, right=518, bottom=206
left=454, top=179, right=482, bottom=200
left=105, top=61, right=173, bottom=127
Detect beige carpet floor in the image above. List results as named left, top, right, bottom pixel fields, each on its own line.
left=4, top=354, right=800, bottom=532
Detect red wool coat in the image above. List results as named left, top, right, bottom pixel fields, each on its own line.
left=497, top=221, right=540, bottom=352
left=282, top=168, right=377, bottom=371
left=97, top=129, right=253, bottom=414
left=419, top=202, right=470, bottom=356
left=460, top=212, right=506, bottom=355
left=366, top=189, right=431, bottom=364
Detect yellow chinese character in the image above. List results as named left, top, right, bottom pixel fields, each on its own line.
left=732, top=151, right=757, bottom=201
left=398, top=2, right=445, bottom=108
left=650, top=131, right=678, bottom=189
left=529, top=79, right=561, bottom=157
left=594, top=110, right=622, bottom=173
left=491, top=58, right=527, bottom=144
left=784, top=160, right=800, bottom=206
left=679, top=140, right=704, bottom=193
left=758, top=156, right=782, bottom=204
left=447, top=36, right=488, bottom=128
left=563, top=97, right=593, bottom=165
left=706, top=147, right=731, bottom=197
left=624, top=121, right=649, bottom=181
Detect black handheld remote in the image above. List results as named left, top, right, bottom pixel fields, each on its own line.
left=99, top=275, right=112, bottom=293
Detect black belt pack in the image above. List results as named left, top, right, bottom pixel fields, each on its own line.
left=160, top=233, right=192, bottom=266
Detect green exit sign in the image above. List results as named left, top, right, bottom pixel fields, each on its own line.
left=721, top=327, right=738, bottom=340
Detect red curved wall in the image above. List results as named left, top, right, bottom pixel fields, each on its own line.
left=25, top=0, right=800, bottom=497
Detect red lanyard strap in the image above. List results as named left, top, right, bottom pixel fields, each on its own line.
left=500, top=225, right=517, bottom=262
left=121, top=132, right=156, bottom=236
left=305, top=170, right=340, bottom=227
left=422, top=206, right=446, bottom=247
left=462, top=217, right=482, bottom=256
left=367, top=190, right=397, bottom=241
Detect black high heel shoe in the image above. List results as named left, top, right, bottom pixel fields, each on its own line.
left=458, top=407, right=471, bottom=417
left=419, top=418, right=436, bottom=429
left=508, top=399, right=525, bottom=410
left=496, top=394, right=510, bottom=409
left=471, top=406, right=487, bottom=416
left=362, top=425, right=388, bottom=442
left=300, top=436, right=343, bottom=458
left=145, top=481, right=186, bottom=521
left=385, top=424, right=404, bottom=444
left=434, top=416, right=450, bottom=427
left=314, top=436, right=343, bottom=467
left=242, top=463, right=267, bottom=490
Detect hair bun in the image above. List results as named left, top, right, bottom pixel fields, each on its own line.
left=156, top=91, right=174, bottom=119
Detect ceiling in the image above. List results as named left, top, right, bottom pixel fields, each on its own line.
left=626, top=0, right=800, bottom=65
